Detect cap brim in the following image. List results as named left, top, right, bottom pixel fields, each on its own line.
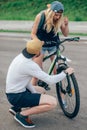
left=22, top=48, right=35, bottom=58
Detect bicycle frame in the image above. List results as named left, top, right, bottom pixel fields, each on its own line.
left=44, top=49, right=60, bottom=75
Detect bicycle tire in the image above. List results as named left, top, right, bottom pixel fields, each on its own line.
left=56, top=73, right=80, bottom=119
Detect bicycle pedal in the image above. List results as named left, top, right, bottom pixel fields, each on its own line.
left=62, top=100, right=68, bottom=109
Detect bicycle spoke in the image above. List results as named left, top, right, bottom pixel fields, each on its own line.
left=56, top=73, right=80, bottom=118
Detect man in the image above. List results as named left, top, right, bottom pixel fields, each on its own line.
left=6, top=38, right=74, bottom=128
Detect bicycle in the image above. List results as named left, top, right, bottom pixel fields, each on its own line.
left=38, top=37, right=80, bottom=119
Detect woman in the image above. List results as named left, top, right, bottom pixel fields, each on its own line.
left=31, top=1, right=69, bottom=85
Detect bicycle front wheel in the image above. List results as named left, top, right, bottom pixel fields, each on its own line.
left=56, top=73, right=80, bottom=119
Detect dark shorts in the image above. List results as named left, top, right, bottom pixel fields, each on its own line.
left=6, top=89, right=41, bottom=108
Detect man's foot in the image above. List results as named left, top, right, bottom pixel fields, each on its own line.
left=14, top=113, right=35, bottom=128
left=9, top=107, right=21, bottom=115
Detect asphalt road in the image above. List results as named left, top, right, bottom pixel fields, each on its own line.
left=0, top=35, right=87, bottom=130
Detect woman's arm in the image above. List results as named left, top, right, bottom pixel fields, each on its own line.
left=31, top=13, right=41, bottom=39
left=60, top=17, right=69, bottom=36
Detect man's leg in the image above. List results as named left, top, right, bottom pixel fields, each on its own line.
left=20, top=94, right=57, bottom=116
left=14, top=92, right=57, bottom=128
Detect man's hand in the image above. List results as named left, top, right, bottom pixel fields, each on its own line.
left=64, top=67, right=74, bottom=75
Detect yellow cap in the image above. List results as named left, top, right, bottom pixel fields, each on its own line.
left=26, top=38, right=43, bottom=55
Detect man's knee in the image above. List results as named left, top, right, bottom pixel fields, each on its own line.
left=51, top=97, right=57, bottom=108
left=40, top=94, right=57, bottom=108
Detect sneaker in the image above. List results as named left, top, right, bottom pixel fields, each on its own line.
left=14, top=113, right=35, bottom=128
left=62, top=100, right=68, bottom=109
left=9, top=107, right=21, bottom=115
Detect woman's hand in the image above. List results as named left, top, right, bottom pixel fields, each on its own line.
left=61, top=16, right=69, bottom=36
left=63, top=17, right=68, bottom=26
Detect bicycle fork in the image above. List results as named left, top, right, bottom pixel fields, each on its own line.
left=66, top=74, right=72, bottom=96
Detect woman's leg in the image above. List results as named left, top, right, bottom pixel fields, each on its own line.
left=31, top=54, right=44, bottom=85
left=34, top=85, right=46, bottom=94
left=20, top=94, right=57, bottom=116
left=50, top=55, right=57, bottom=74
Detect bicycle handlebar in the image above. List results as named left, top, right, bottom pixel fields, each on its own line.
left=59, top=37, right=80, bottom=44
left=43, top=37, right=80, bottom=61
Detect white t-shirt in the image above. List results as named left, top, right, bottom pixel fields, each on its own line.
left=6, top=53, right=66, bottom=93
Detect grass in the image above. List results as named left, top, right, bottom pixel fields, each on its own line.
left=0, top=29, right=31, bottom=33
left=0, top=0, right=87, bottom=21
left=0, top=29, right=87, bottom=36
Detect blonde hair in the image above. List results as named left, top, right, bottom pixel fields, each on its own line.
left=44, top=8, right=63, bottom=35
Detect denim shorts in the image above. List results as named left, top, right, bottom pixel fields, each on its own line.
left=6, top=89, right=41, bottom=108
left=41, top=46, right=57, bottom=54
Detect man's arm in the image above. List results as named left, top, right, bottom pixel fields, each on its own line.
left=26, top=82, right=37, bottom=93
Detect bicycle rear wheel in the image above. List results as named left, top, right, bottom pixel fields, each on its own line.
left=56, top=73, right=80, bottom=119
